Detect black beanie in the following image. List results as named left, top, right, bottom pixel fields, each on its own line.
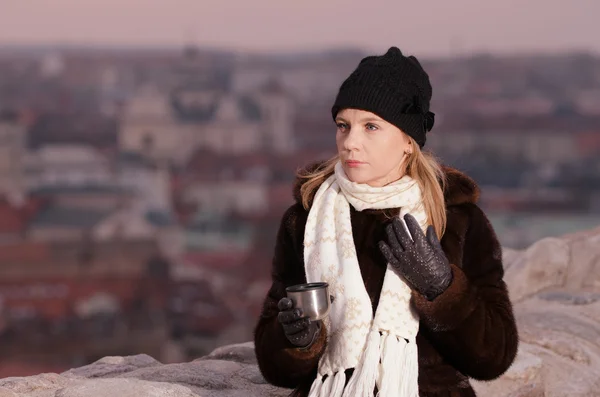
left=331, top=46, right=435, bottom=148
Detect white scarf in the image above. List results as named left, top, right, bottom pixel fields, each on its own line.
left=304, top=161, right=427, bottom=397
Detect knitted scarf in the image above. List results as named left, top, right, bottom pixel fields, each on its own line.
left=303, top=161, right=427, bottom=397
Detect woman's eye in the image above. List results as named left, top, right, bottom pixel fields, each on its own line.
left=366, top=123, right=378, bottom=131
left=336, top=122, right=348, bottom=130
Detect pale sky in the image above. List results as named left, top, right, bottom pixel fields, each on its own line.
left=1, top=0, right=598, bottom=56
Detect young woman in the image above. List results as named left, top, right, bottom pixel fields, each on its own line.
left=254, top=47, right=518, bottom=397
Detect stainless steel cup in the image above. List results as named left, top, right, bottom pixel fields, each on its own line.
left=285, top=282, right=331, bottom=321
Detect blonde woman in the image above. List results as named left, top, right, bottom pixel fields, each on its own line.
left=254, top=47, right=518, bottom=397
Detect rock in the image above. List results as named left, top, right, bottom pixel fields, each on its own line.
left=503, top=237, right=570, bottom=303
left=537, top=291, right=600, bottom=305
left=0, top=373, right=72, bottom=396
left=503, top=226, right=600, bottom=303
left=512, top=296, right=600, bottom=396
left=0, top=387, right=18, bottom=397
left=116, top=360, right=243, bottom=390
left=492, top=226, right=600, bottom=396
left=197, top=342, right=257, bottom=365
left=0, top=347, right=290, bottom=397
left=54, top=378, right=199, bottom=397
left=563, top=226, right=600, bottom=290
left=62, top=354, right=162, bottom=379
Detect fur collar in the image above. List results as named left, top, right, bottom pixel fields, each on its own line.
left=293, top=160, right=480, bottom=208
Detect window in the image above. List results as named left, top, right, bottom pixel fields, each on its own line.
left=142, top=132, right=155, bottom=151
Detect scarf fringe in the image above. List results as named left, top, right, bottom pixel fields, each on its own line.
left=308, top=374, right=323, bottom=396
left=377, top=333, right=401, bottom=395
left=308, top=333, right=419, bottom=397
left=399, top=341, right=419, bottom=397
left=319, top=374, right=334, bottom=397
left=341, top=330, right=381, bottom=397
left=308, top=371, right=346, bottom=397
left=376, top=334, right=418, bottom=397
left=330, top=370, right=347, bottom=397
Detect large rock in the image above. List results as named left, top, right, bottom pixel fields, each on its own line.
left=1, top=227, right=600, bottom=396
left=0, top=388, right=18, bottom=397
left=503, top=226, right=600, bottom=303
left=473, top=226, right=600, bottom=397
left=502, top=236, right=571, bottom=303
left=0, top=344, right=289, bottom=397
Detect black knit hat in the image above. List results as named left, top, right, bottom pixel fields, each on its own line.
left=331, top=46, right=435, bottom=148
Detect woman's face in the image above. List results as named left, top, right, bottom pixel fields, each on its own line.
left=335, top=108, right=412, bottom=187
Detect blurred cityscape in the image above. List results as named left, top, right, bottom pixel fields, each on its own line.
left=0, top=44, right=599, bottom=377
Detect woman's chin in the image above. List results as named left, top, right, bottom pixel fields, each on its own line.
left=344, top=169, right=371, bottom=185
left=345, top=169, right=392, bottom=187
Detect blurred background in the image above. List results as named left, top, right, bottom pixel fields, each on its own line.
left=0, top=0, right=599, bottom=377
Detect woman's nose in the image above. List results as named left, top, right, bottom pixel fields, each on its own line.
left=344, top=129, right=361, bottom=151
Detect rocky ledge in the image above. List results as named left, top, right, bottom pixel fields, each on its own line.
left=1, top=227, right=600, bottom=397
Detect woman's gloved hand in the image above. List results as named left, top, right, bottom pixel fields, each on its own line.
left=378, top=213, right=453, bottom=301
left=277, top=297, right=322, bottom=348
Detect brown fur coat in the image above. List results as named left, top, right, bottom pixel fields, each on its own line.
left=254, top=163, right=519, bottom=397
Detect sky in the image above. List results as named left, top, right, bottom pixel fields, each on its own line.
left=1, top=0, right=598, bottom=56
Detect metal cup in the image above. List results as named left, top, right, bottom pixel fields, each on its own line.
left=285, top=282, right=331, bottom=321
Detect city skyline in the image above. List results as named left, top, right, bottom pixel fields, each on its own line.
left=1, top=0, right=598, bottom=56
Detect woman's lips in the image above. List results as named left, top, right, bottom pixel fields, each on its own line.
left=345, top=160, right=365, bottom=168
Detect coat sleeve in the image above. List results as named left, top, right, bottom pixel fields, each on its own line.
left=253, top=204, right=328, bottom=389
left=411, top=203, right=519, bottom=381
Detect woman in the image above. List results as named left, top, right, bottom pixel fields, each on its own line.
left=254, top=47, right=518, bottom=397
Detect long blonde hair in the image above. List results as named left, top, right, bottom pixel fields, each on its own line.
left=297, top=138, right=447, bottom=237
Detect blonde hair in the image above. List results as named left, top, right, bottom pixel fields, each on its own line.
left=297, top=138, right=447, bottom=238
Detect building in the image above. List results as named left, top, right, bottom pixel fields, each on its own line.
left=427, top=128, right=580, bottom=166
left=118, top=48, right=296, bottom=165
left=0, top=111, right=27, bottom=204
left=23, top=144, right=113, bottom=189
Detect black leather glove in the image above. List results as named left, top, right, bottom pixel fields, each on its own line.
left=277, top=297, right=321, bottom=348
left=378, top=213, right=453, bottom=301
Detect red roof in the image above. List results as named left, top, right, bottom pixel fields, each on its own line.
left=0, top=206, right=25, bottom=234
left=575, top=131, right=600, bottom=156
left=0, top=197, right=46, bottom=235
left=0, top=241, right=51, bottom=263
left=0, top=277, right=167, bottom=320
